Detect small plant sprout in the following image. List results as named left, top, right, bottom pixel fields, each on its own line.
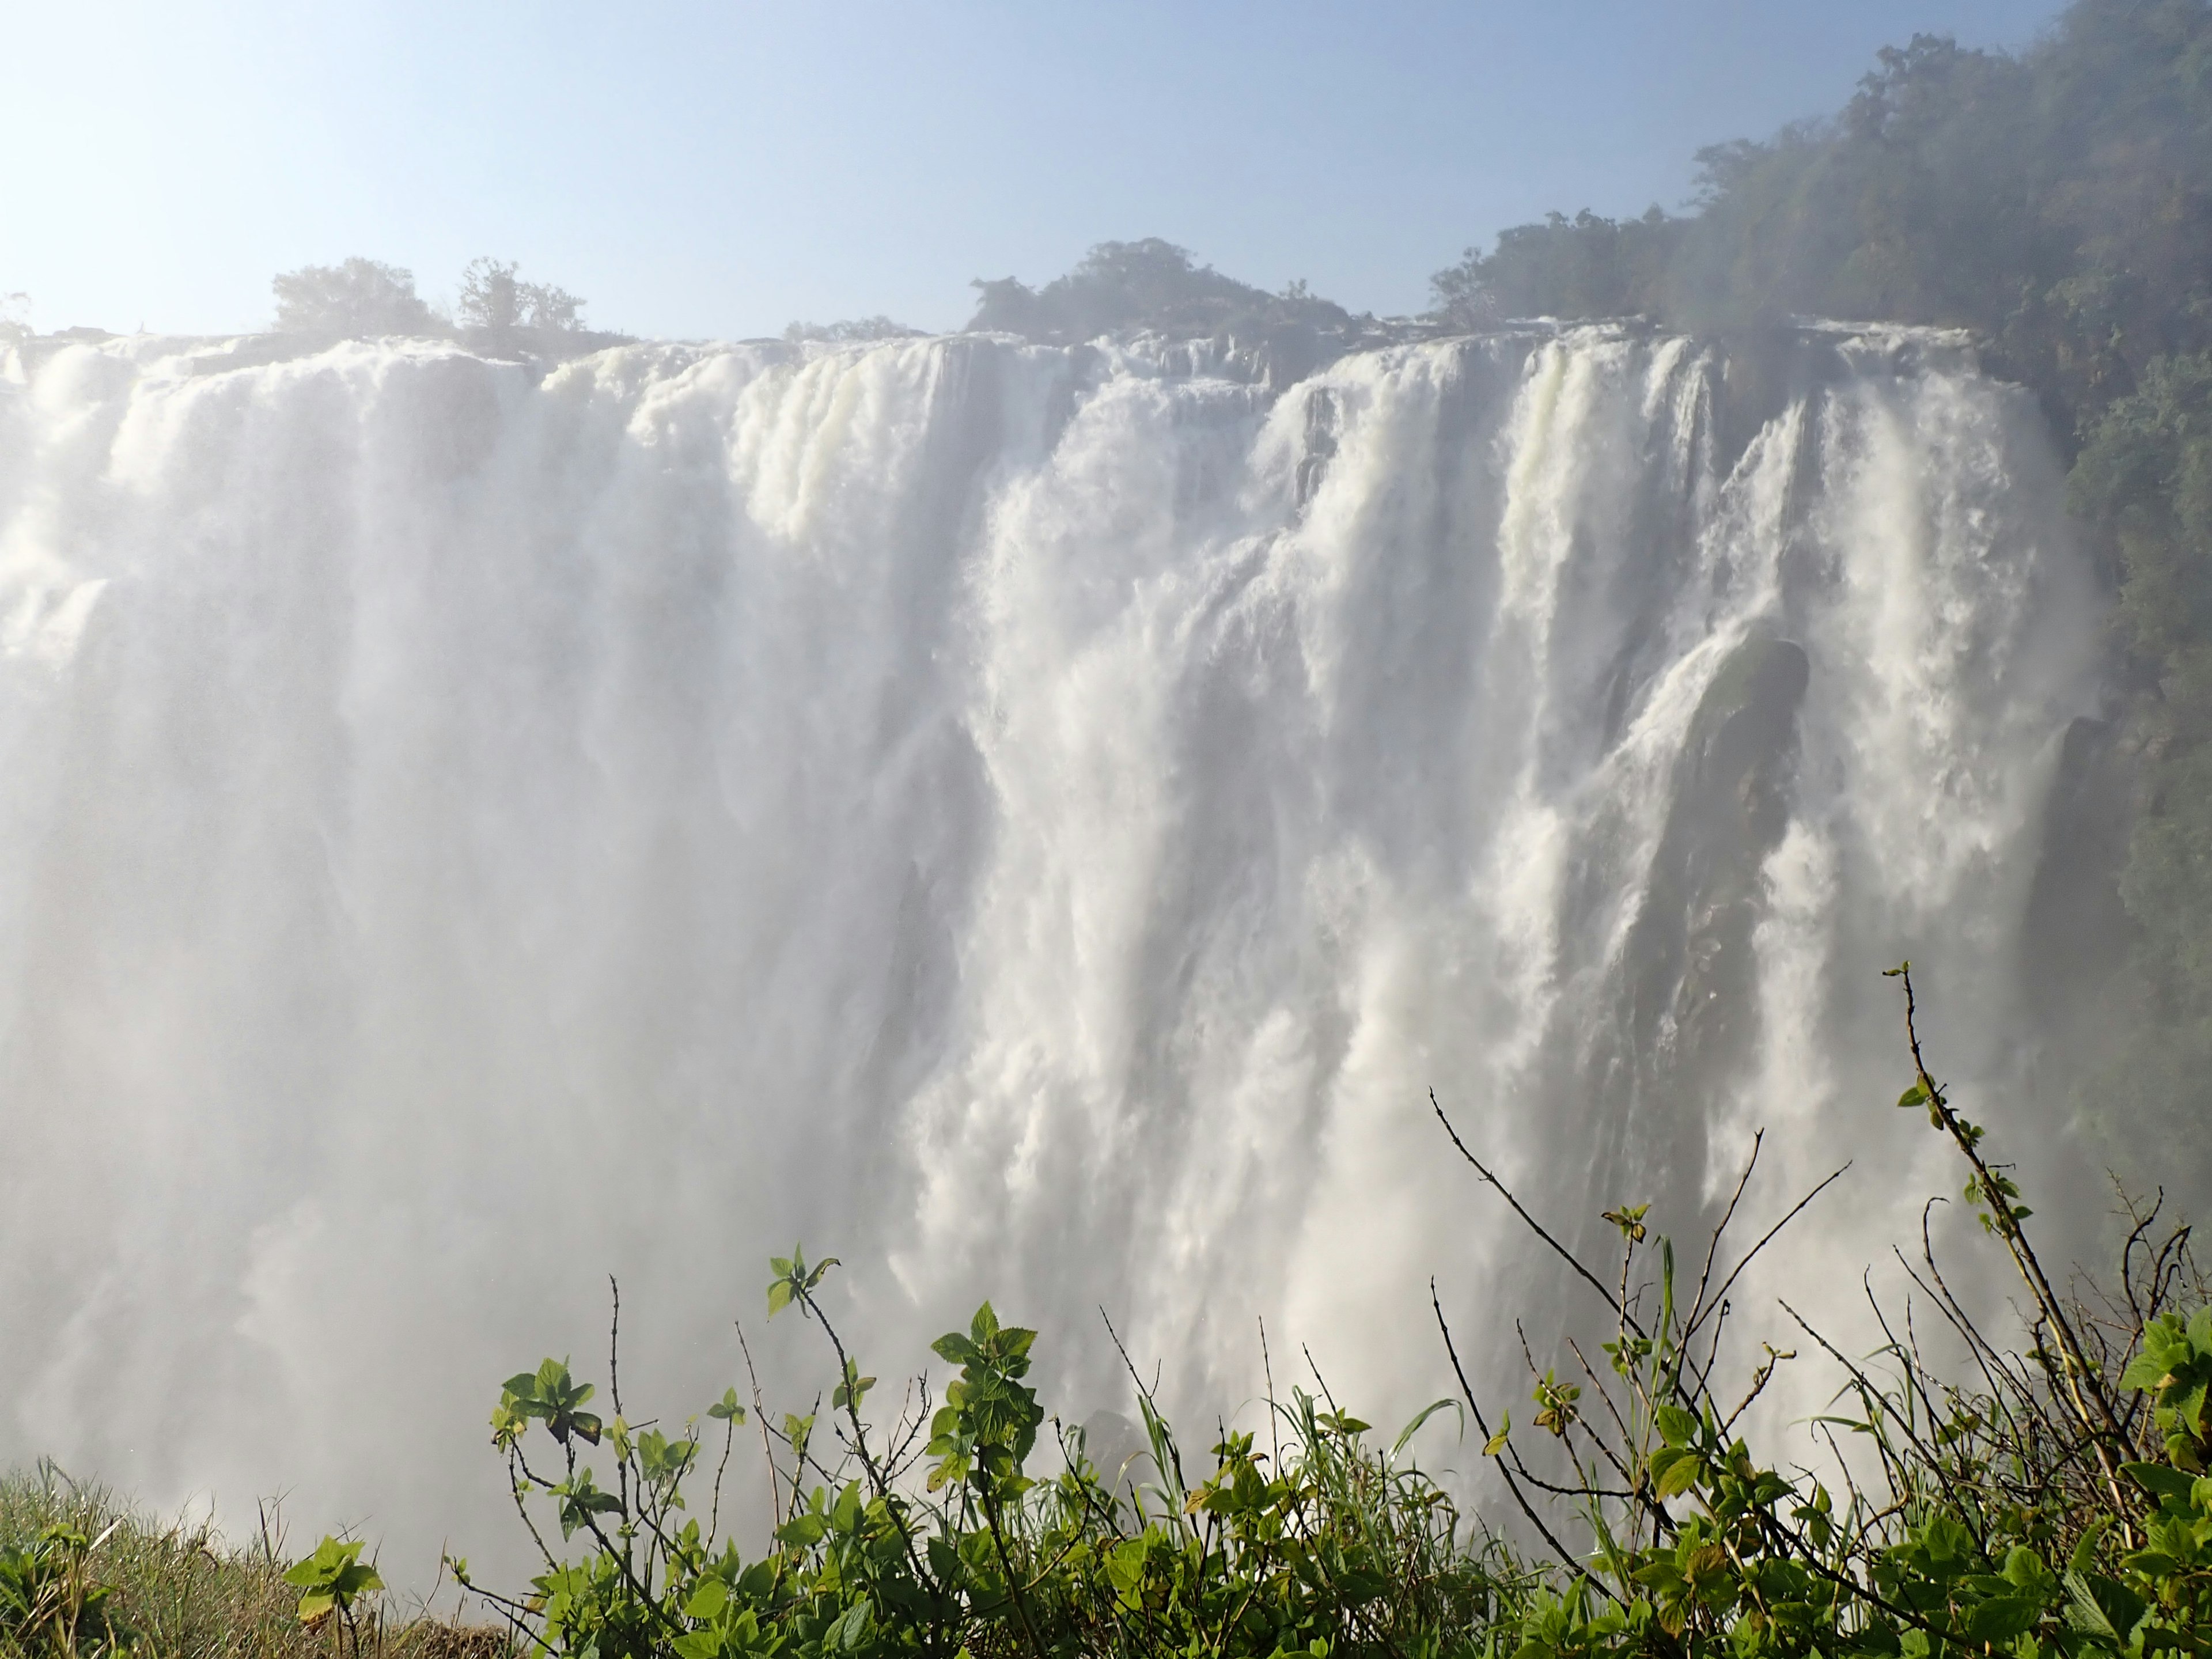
left=283, top=1535, right=382, bottom=1658
left=493, top=1358, right=603, bottom=1449
left=764, top=1246, right=838, bottom=1320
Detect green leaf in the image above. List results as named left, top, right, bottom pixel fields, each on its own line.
left=2069, top=1517, right=2108, bottom=1577
left=832, top=1362, right=877, bottom=1412
left=766, top=1280, right=793, bottom=1317
left=2123, top=1460, right=2198, bottom=1501
left=1389, top=1399, right=1462, bottom=1460
left=775, top=1513, right=826, bottom=1548
left=2176, top=1378, right=2210, bottom=1434
left=830, top=1597, right=873, bottom=1652
left=1897, top=1083, right=1929, bottom=1109
left=1650, top=1446, right=1703, bottom=1499
left=2066, top=1569, right=2143, bottom=1642
left=1654, top=1404, right=1698, bottom=1448
left=1964, top=1594, right=2040, bottom=1644
left=2115, top=1354, right=2168, bottom=1397
left=685, top=1578, right=730, bottom=1620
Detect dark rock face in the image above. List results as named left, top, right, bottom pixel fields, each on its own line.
left=1563, top=635, right=1811, bottom=1225
left=2018, top=714, right=2141, bottom=1048
left=1642, top=635, right=1812, bottom=1085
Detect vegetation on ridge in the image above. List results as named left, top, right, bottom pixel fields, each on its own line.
left=264, top=256, right=616, bottom=353
left=965, top=238, right=1359, bottom=344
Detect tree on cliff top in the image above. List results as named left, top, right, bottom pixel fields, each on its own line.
left=968, top=237, right=1353, bottom=343
left=457, top=257, right=586, bottom=334
left=270, top=258, right=438, bottom=336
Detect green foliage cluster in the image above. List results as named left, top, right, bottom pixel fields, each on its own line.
left=232, top=968, right=2190, bottom=1659
left=2064, top=351, right=2212, bottom=1200
left=2, top=1520, right=130, bottom=1657
left=4, top=966, right=2206, bottom=1658
left=442, top=1240, right=1510, bottom=1659
left=282, top=1539, right=384, bottom=1658
left=454, top=260, right=586, bottom=337
left=271, top=260, right=441, bottom=338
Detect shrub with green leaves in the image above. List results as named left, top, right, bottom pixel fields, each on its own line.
left=283, top=1536, right=384, bottom=1657
left=431, top=964, right=2207, bottom=1659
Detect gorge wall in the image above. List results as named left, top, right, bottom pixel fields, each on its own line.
left=0, top=321, right=2099, bottom=1568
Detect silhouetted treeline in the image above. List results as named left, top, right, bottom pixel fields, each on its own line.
left=782, top=316, right=921, bottom=344
left=267, top=255, right=624, bottom=355
left=1434, top=1, right=2212, bottom=445
left=967, top=238, right=1355, bottom=344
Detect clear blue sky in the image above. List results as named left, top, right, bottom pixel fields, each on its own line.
left=6, top=0, right=2069, bottom=341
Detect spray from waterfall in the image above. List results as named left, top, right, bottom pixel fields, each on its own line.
left=0, top=321, right=2097, bottom=1575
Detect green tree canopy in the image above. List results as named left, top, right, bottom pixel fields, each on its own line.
left=270, top=258, right=437, bottom=337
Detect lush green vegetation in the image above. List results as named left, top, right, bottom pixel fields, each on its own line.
left=16, top=971, right=2207, bottom=1659
left=422, top=967, right=2210, bottom=1658
left=1427, top=0, right=2212, bottom=433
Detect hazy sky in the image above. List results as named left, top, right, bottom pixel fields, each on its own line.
left=7, top=0, right=2068, bottom=341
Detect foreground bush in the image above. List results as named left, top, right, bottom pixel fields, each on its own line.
left=416, top=966, right=2205, bottom=1658
left=14, top=963, right=2207, bottom=1656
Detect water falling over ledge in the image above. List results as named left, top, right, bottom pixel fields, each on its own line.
left=0, top=322, right=2099, bottom=1571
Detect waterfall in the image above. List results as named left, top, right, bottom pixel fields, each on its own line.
left=0, top=322, right=2097, bottom=1569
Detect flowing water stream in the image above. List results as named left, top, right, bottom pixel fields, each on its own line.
left=0, top=322, right=2099, bottom=1569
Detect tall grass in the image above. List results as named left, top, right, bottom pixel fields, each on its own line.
left=0, top=1464, right=502, bottom=1659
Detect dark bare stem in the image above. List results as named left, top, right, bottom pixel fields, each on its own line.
left=733, top=1319, right=783, bottom=1527
left=1889, top=963, right=2137, bottom=1527
left=980, top=1491, right=1047, bottom=1659
left=1430, top=1279, right=1622, bottom=1609
left=1696, top=1165, right=1850, bottom=1335
left=1431, top=1092, right=1641, bottom=1335
left=1685, top=1131, right=1764, bottom=1338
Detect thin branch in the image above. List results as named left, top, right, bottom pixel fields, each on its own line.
left=1685, top=1131, right=1764, bottom=1338
left=1430, top=1279, right=1623, bottom=1609
left=1431, top=1091, right=1640, bottom=1334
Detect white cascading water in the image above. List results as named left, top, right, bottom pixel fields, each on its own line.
left=0, top=322, right=2096, bottom=1573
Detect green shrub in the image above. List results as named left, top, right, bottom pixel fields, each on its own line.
left=415, top=965, right=2205, bottom=1658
